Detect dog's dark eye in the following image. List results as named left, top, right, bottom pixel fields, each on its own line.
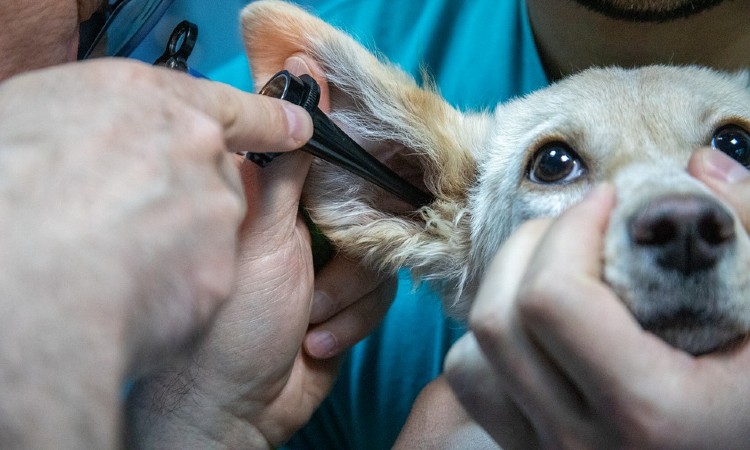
left=528, top=142, right=585, bottom=184
left=711, top=124, right=750, bottom=168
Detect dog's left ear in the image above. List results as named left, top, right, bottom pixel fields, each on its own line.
left=241, top=1, right=486, bottom=300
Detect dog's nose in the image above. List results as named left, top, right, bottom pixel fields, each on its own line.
left=629, top=194, right=736, bottom=275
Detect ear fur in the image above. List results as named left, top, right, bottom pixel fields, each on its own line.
left=241, top=0, right=486, bottom=313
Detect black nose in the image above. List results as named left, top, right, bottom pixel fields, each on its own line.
left=629, top=194, right=736, bottom=275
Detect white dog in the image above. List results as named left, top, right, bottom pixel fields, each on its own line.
left=242, top=1, right=750, bottom=355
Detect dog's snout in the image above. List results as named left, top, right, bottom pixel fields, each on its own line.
left=629, top=194, right=736, bottom=275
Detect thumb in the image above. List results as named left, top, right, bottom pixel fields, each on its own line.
left=239, top=150, right=312, bottom=235
left=688, top=148, right=750, bottom=230
left=239, top=54, right=326, bottom=233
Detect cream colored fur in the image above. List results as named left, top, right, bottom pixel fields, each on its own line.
left=242, top=1, right=750, bottom=354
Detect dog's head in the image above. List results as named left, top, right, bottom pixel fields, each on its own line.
left=242, top=1, right=750, bottom=354
left=486, top=68, right=750, bottom=354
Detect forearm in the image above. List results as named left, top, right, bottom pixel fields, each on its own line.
left=393, top=376, right=500, bottom=450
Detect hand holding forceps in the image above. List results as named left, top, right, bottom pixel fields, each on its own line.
left=157, top=21, right=435, bottom=210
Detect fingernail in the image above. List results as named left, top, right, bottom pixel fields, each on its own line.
left=310, top=290, right=334, bottom=324
left=702, top=150, right=750, bottom=184
left=282, top=102, right=312, bottom=144
left=305, top=330, right=338, bottom=359
left=281, top=55, right=314, bottom=144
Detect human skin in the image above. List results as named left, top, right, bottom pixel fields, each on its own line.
left=444, top=150, right=750, bottom=449
left=125, top=54, right=397, bottom=449
left=0, top=0, right=99, bottom=79
left=399, top=151, right=750, bottom=450
left=399, top=0, right=750, bottom=447
left=0, top=1, right=394, bottom=448
left=0, top=55, right=313, bottom=449
left=525, top=0, right=750, bottom=79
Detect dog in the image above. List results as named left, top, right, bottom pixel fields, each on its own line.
left=241, top=0, right=750, bottom=356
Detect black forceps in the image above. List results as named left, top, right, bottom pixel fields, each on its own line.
left=152, top=22, right=433, bottom=209
left=248, top=71, right=435, bottom=209
left=153, top=20, right=204, bottom=77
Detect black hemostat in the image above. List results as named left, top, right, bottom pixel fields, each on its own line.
left=247, top=70, right=434, bottom=208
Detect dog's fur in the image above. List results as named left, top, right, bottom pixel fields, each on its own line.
left=242, top=1, right=750, bottom=355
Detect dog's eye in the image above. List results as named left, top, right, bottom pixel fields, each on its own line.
left=528, top=142, right=585, bottom=184
left=711, top=124, right=750, bottom=168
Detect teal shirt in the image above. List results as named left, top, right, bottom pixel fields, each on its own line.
left=132, top=1, right=547, bottom=448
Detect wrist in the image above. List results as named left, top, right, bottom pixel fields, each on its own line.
left=125, top=374, right=272, bottom=449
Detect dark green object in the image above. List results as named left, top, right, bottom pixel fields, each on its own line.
left=301, top=207, right=335, bottom=272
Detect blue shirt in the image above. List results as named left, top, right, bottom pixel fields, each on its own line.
left=132, top=1, right=548, bottom=448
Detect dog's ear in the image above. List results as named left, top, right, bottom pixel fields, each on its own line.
left=241, top=1, right=485, bottom=307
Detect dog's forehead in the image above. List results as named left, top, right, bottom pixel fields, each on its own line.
left=538, top=66, right=749, bottom=117
left=491, top=66, right=750, bottom=158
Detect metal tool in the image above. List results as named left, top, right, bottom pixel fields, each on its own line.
left=248, top=70, right=435, bottom=208
left=152, top=20, right=208, bottom=80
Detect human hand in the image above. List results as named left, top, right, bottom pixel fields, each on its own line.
left=0, top=58, right=311, bottom=448
left=304, top=254, right=396, bottom=359
left=125, top=54, right=397, bottom=449
left=688, top=147, right=750, bottom=228
left=445, top=156, right=750, bottom=450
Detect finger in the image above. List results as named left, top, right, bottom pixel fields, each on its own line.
left=688, top=148, right=750, bottom=230
left=190, top=81, right=312, bottom=152
left=444, top=334, right=538, bottom=450
left=470, top=186, right=621, bottom=438
left=517, top=184, right=682, bottom=406
left=309, top=255, right=391, bottom=323
left=239, top=150, right=312, bottom=238
left=238, top=50, right=335, bottom=234
left=123, top=59, right=314, bottom=153
left=304, top=269, right=397, bottom=359
left=469, top=218, right=550, bottom=328
left=469, top=217, right=586, bottom=437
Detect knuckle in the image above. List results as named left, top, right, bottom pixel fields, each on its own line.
left=108, top=59, right=166, bottom=89
left=200, top=163, right=246, bottom=225
left=213, top=184, right=246, bottom=224
left=469, top=302, right=509, bottom=347
left=184, top=113, right=226, bottom=154
left=366, top=279, right=395, bottom=315
left=212, top=86, right=241, bottom=133
left=517, top=269, right=561, bottom=323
